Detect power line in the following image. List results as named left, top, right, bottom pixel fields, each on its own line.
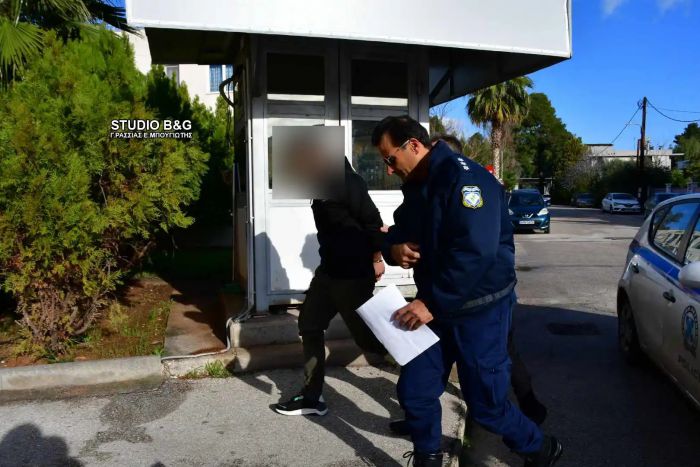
left=656, top=106, right=700, bottom=115
left=648, top=100, right=700, bottom=123
left=589, top=104, right=642, bottom=157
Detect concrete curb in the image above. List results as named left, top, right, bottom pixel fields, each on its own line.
left=0, top=355, right=164, bottom=403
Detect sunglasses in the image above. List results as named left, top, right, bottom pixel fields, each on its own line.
left=382, top=140, right=410, bottom=167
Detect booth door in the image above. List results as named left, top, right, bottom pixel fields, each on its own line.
left=253, top=38, right=428, bottom=311
left=254, top=41, right=342, bottom=310
left=340, top=44, right=429, bottom=287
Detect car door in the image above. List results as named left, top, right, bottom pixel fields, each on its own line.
left=664, top=210, right=700, bottom=403
left=631, top=202, right=698, bottom=360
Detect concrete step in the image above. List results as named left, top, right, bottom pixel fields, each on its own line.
left=229, top=309, right=353, bottom=348
left=232, top=338, right=387, bottom=373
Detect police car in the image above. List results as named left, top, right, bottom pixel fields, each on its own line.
left=618, top=194, right=700, bottom=408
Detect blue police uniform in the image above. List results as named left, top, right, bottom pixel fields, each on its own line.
left=383, top=141, right=543, bottom=455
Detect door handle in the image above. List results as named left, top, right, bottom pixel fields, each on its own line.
left=631, top=262, right=639, bottom=273
left=662, top=290, right=676, bottom=303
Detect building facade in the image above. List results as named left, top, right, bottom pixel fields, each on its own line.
left=128, top=31, right=232, bottom=110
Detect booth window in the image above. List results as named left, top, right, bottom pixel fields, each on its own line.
left=267, top=53, right=325, bottom=101
left=351, top=59, right=408, bottom=106
left=210, top=64, right=234, bottom=92
left=350, top=59, right=407, bottom=190
left=352, top=120, right=401, bottom=191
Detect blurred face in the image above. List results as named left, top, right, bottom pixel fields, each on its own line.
left=376, top=134, right=428, bottom=181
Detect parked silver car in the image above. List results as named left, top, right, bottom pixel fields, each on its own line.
left=602, top=192, right=641, bottom=213
left=618, top=194, right=700, bottom=408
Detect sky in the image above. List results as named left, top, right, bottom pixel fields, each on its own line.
left=443, top=0, right=700, bottom=150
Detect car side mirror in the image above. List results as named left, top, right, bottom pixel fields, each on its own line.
left=679, top=262, right=700, bottom=289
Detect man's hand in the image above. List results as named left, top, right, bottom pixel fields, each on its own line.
left=392, top=299, right=433, bottom=330
left=380, top=224, right=390, bottom=233
left=390, top=242, right=420, bottom=269
left=373, top=260, right=385, bottom=282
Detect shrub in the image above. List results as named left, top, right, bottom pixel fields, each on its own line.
left=0, top=29, right=208, bottom=354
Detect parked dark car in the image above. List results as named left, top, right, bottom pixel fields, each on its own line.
left=644, top=192, right=681, bottom=217
left=571, top=192, right=595, bottom=208
left=508, top=189, right=550, bottom=233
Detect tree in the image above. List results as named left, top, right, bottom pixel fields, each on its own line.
left=674, top=123, right=700, bottom=180
left=145, top=67, right=234, bottom=227
left=467, top=76, right=533, bottom=180
left=513, top=93, right=586, bottom=201
left=0, top=29, right=208, bottom=355
left=464, top=133, right=491, bottom=167
left=0, top=0, right=135, bottom=87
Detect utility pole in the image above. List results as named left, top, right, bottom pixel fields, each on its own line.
left=639, top=97, right=648, bottom=205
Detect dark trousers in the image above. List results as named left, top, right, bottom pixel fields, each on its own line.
left=509, top=327, right=533, bottom=401
left=299, top=269, right=386, bottom=401
left=397, top=294, right=542, bottom=455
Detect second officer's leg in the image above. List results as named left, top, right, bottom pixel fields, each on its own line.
left=451, top=296, right=562, bottom=464
left=451, top=298, right=543, bottom=454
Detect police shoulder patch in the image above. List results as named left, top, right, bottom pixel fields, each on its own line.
left=461, top=186, right=483, bottom=209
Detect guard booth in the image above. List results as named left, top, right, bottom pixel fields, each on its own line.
left=126, top=0, right=572, bottom=315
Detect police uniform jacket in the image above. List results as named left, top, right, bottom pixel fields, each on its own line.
left=383, top=141, right=516, bottom=321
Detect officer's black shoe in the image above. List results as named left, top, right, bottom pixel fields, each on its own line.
left=389, top=419, right=411, bottom=436
left=274, top=394, right=328, bottom=416
left=518, top=391, right=548, bottom=426
left=522, top=436, right=563, bottom=467
left=402, top=451, right=443, bottom=467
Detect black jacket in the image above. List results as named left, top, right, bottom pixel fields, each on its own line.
left=312, top=160, right=384, bottom=279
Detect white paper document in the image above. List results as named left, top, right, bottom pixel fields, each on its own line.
left=356, top=284, right=440, bottom=366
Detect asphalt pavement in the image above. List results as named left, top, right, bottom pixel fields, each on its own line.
left=467, top=207, right=700, bottom=467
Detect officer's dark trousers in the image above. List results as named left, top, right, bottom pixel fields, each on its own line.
left=397, top=294, right=543, bottom=455
left=299, top=269, right=386, bottom=401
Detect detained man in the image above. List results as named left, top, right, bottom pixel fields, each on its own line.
left=273, top=133, right=387, bottom=416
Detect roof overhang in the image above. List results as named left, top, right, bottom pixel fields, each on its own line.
left=126, top=0, right=572, bottom=104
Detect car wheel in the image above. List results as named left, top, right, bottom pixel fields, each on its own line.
left=618, top=299, right=643, bottom=364
left=543, top=226, right=550, bottom=234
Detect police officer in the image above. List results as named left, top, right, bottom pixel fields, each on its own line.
left=372, top=116, right=562, bottom=467
left=429, top=133, right=548, bottom=426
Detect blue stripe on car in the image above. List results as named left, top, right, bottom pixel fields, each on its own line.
left=634, top=245, right=700, bottom=299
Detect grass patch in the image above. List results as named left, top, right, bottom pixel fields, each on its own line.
left=81, top=298, right=171, bottom=360
left=181, top=360, right=231, bottom=379
left=204, top=360, right=231, bottom=378
left=2, top=280, right=173, bottom=367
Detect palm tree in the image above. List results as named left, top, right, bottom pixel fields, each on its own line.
left=0, top=0, right=136, bottom=88
left=467, top=76, right=533, bottom=180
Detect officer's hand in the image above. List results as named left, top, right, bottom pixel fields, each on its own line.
left=391, top=242, right=420, bottom=269
left=380, top=224, right=390, bottom=233
left=392, top=299, right=433, bottom=331
left=373, top=261, right=385, bottom=282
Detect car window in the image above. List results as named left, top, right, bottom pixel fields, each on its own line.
left=614, top=194, right=636, bottom=200
left=652, top=202, right=699, bottom=260
left=657, top=193, right=678, bottom=202
left=509, top=193, right=543, bottom=207
left=651, top=206, right=670, bottom=234
left=685, top=216, right=700, bottom=264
